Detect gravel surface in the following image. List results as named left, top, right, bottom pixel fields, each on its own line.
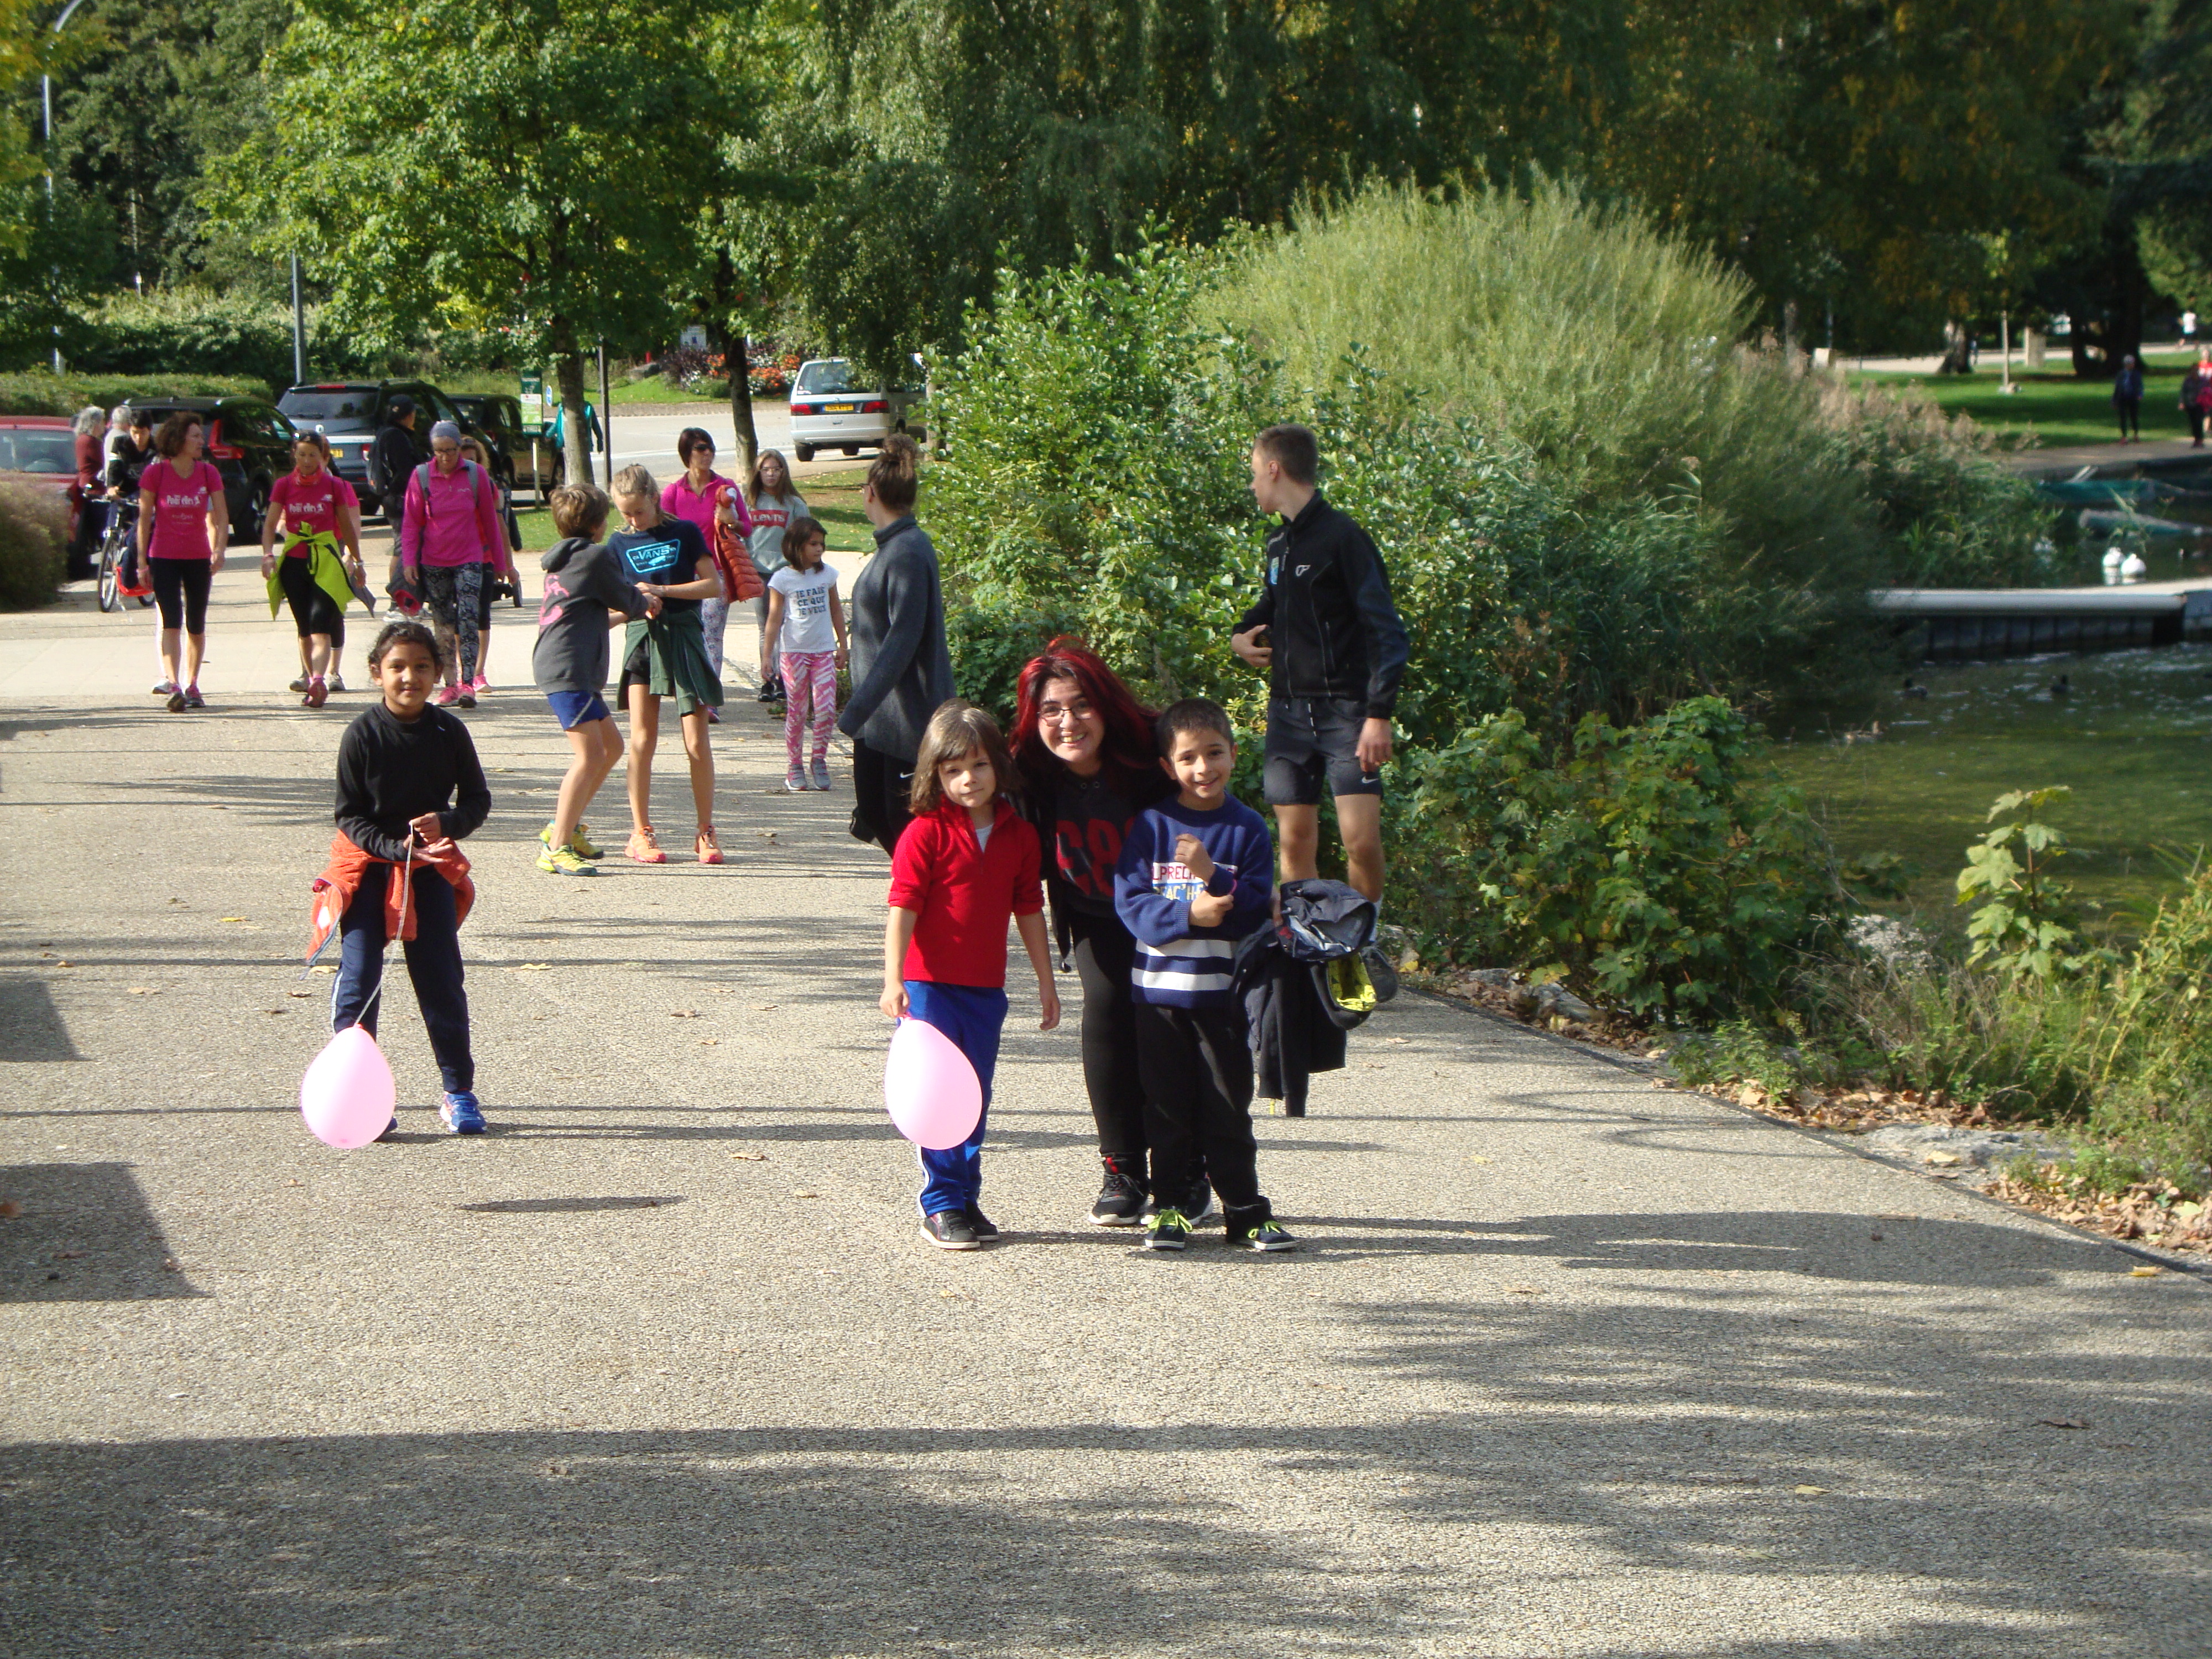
left=2, top=662, right=2208, bottom=1657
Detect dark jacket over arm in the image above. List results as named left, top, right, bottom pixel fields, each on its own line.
left=1233, top=493, right=1409, bottom=718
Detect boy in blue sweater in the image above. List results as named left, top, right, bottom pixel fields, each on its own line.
left=1115, top=698, right=1296, bottom=1251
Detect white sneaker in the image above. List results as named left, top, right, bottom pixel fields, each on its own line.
left=152, top=679, right=177, bottom=696
left=327, top=671, right=346, bottom=692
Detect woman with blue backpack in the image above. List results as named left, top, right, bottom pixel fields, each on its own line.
left=398, top=421, right=510, bottom=708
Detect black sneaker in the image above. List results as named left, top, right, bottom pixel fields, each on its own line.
left=1145, top=1180, right=1214, bottom=1224
left=1229, top=1218, right=1297, bottom=1252
left=963, top=1204, right=999, bottom=1242
left=1088, top=1162, right=1148, bottom=1227
left=921, top=1211, right=980, bottom=1251
left=755, top=675, right=782, bottom=705
left=1142, top=1208, right=1193, bottom=1251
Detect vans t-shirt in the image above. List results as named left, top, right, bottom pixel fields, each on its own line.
left=143, top=460, right=224, bottom=560
left=608, top=518, right=712, bottom=617
left=769, top=562, right=839, bottom=654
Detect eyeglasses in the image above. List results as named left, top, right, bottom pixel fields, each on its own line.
left=1039, top=699, right=1095, bottom=724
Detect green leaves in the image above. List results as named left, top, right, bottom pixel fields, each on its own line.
left=1957, top=786, right=2086, bottom=982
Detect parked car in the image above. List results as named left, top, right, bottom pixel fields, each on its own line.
left=787, top=356, right=926, bottom=462
left=0, top=415, right=84, bottom=557
left=121, top=397, right=297, bottom=544
left=275, top=380, right=489, bottom=517
left=448, top=393, right=551, bottom=500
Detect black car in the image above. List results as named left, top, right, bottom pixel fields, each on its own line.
left=275, top=380, right=490, bottom=518
left=123, top=397, right=298, bottom=545
left=448, top=393, right=554, bottom=501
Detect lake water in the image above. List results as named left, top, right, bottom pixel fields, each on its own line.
left=1770, top=643, right=2212, bottom=925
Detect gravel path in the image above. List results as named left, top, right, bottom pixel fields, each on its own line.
left=1, top=654, right=2206, bottom=1656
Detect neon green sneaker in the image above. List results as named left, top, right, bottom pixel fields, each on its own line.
left=536, top=844, right=596, bottom=877
left=540, top=821, right=604, bottom=859
left=1142, top=1208, right=1192, bottom=1252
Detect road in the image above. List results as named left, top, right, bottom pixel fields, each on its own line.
left=0, top=590, right=2206, bottom=1656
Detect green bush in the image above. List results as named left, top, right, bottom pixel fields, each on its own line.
left=0, top=369, right=276, bottom=416
left=1390, top=696, right=1842, bottom=1019
left=71, top=293, right=307, bottom=390
left=0, top=483, right=69, bottom=611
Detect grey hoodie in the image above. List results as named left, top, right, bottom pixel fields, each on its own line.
left=533, top=536, right=651, bottom=695
left=837, top=513, right=955, bottom=759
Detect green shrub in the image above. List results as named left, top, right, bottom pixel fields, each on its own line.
left=0, top=483, right=68, bottom=610
left=0, top=369, right=276, bottom=416
left=1390, top=696, right=1842, bottom=1019
left=71, top=293, right=305, bottom=390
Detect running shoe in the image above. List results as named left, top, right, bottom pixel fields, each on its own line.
left=1145, top=1181, right=1214, bottom=1225
left=625, top=827, right=667, bottom=864
left=304, top=677, right=327, bottom=709
left=327, top=671, right=346, bottom=693
left=469, top=674, right=489, bottom=693
left=439, top=1091, right=487, bottom=1135
left=435, top=685, right=462, bottom=707
left=755, top=676, right=781, bottom=705
left=152, top=679, right=177, bottom=696
left=809, top=759, right=832, bottom=791
left=536, top=845, right=595, bottom=877
left=457, top=692, right=477, bottom=709
left=165, top=688, right=187, bottom=713
left=921, top=1211, right=981, bottom=1250
left=784, top=769, right=807, bottom=792
left=1089, top=1162, right=1148, bottom=1227
left=289, top=675, right=309, bottom=693
left=695, top=827, right=724, bottom=865
left=963, top=1204, right=1000, bottom=1242
left=540, top=821, right=604, bottom=859
left=1142, top=1207, right=1193, bottom=1251
left=375, top=1116, right=400, bottom=1142
left=182, top=686, right=205, bottom=710
left=1229, top=1219, right=1297, bottom=1253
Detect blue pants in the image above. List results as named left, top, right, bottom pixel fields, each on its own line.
left=332, top=863, right=473, bottom=1094
left=905, top=980, right=1006, bottom=1216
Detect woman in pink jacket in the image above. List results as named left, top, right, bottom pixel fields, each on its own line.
left=399, top=421, right=509, bottom=708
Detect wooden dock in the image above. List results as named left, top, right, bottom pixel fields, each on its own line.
left=1872, top=585, right=2212, bottom=660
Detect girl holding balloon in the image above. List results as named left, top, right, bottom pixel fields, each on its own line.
left=881, top=700, right=1058, bottom=1250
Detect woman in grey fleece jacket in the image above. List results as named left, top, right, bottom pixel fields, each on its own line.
left=837, top=436, right=954, bottom=852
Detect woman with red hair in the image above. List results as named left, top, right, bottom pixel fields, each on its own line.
left=1013, top=639, right=1205, bottom=1227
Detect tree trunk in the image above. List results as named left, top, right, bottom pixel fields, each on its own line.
left=555, top=343, right=592, bottom=490
left=708, top=320, right=759, bottom=481
left=1937, top=318, right=1974, bottom=375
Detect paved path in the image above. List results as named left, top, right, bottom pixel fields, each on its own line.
left=1, top=599, right=2206, bottom=1656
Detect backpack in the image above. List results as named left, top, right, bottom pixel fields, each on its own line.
left=412, top=460, right=484, bottom=521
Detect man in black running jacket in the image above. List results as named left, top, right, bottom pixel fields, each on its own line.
left=1230, top=422, right=1408, bottom=902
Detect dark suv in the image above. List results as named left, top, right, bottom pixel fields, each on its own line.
left=275, top=380, right=489, bottom=518
left=448, top=393, right=550, bottom=500
left=123, top=396, right=298, bottom=544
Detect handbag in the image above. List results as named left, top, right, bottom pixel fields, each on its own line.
left=711, top=482, right=764, bottom=602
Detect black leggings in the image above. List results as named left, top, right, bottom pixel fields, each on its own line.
left=849, top=738, right=914, bottom=853
left=278, top=554, right=343, bottom=638
left=1067, top=911, right=1149, bottom=1165
left=151, top=557, right=212, bottom=633
left=2118, top=399, right=2141, bottom=440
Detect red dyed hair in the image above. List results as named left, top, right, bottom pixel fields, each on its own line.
left=1012, top=637, right=1165, bottom=799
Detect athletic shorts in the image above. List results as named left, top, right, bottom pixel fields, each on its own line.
left=545, top=690, right=611, bottom=731
left=1262, top=696, right=1381, bottom=806
left=150, top=557, right=213, bottom=634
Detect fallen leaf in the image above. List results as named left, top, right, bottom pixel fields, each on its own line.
left=1466, top=1154, right=1495, bottom=1165
left=286, top=990, right=311, bottom=999
left=728, top=1152, right=768, bottom=1161
left=751, top=1003, right=779, bottom=1011
left=793, top=1191, right=818, bottom=1199
left=126, top=987, right=155, bottom=995
left=1507, top=1286, right=1542, bottom=1295
left=161, top=1257, right=180, bottom=1272
left=52, top=961, right=72, bottom=969
left=218, top=916, right=248, bottom=924
left=698, top=1037, right=719, bottom=1046
left=2129, top=1265, right=2162, bottom=1277
left=0, top=1201, right=21, bottom=1218
left=1923, top=1150, right=1964, bottom=1167
left=515, top=963, right=551, bottom=972
left=1793, top=1484, right=1827, bottom=1495
left=2038, top=1417, right=2090, bottom=1430
left=671, top=1010, right=699, bottom=1019
left=263, top=1008, right=288, bottom=1016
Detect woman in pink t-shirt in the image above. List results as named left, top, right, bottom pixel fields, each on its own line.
left=135, top=411, right=229, bottom=712
left=260, top=432, right=366, bottom=708
left=659, top=427, right=751, bottom=713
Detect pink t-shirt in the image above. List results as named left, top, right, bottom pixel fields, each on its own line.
left=270, top=469, right=359, bottom=555
left=142, top=460, right=223, bottom=560
left=661, top=472, right=752, bottom=543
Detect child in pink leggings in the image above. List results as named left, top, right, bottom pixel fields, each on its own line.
left=762, top=516, right=847, bottom=791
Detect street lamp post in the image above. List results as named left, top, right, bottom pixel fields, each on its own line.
left=41, top=0, right=92, bottom=373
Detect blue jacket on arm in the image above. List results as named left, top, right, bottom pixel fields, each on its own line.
left=1113, top=796, right=1274, bottom=1007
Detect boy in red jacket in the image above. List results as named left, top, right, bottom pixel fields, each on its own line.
left=882, top=701, right=1061, bottom=1249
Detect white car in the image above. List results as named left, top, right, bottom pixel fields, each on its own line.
left=787, top=357, right=925, bottom=462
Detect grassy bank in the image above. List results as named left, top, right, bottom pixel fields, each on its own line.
left=1850, top=349, right=2205, bottom=449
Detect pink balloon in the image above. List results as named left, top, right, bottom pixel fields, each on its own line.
left=300, top=1025, right=397, bottom=1149
left=884, top=1017, right=983, bottom=1150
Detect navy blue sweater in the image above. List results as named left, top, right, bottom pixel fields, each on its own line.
left=1113, top=796, right=1274, bottom=1006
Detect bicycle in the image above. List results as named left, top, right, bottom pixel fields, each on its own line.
left=96, top=497, right=153, bottom=614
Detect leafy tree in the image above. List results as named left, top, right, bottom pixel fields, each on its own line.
left=212, top=0, right=748, bottom=482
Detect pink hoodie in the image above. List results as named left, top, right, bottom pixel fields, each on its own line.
left=400, top=460, right=506, bottom=570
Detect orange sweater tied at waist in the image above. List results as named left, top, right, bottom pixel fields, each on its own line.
left=306, top=832, right=474, bottom=963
